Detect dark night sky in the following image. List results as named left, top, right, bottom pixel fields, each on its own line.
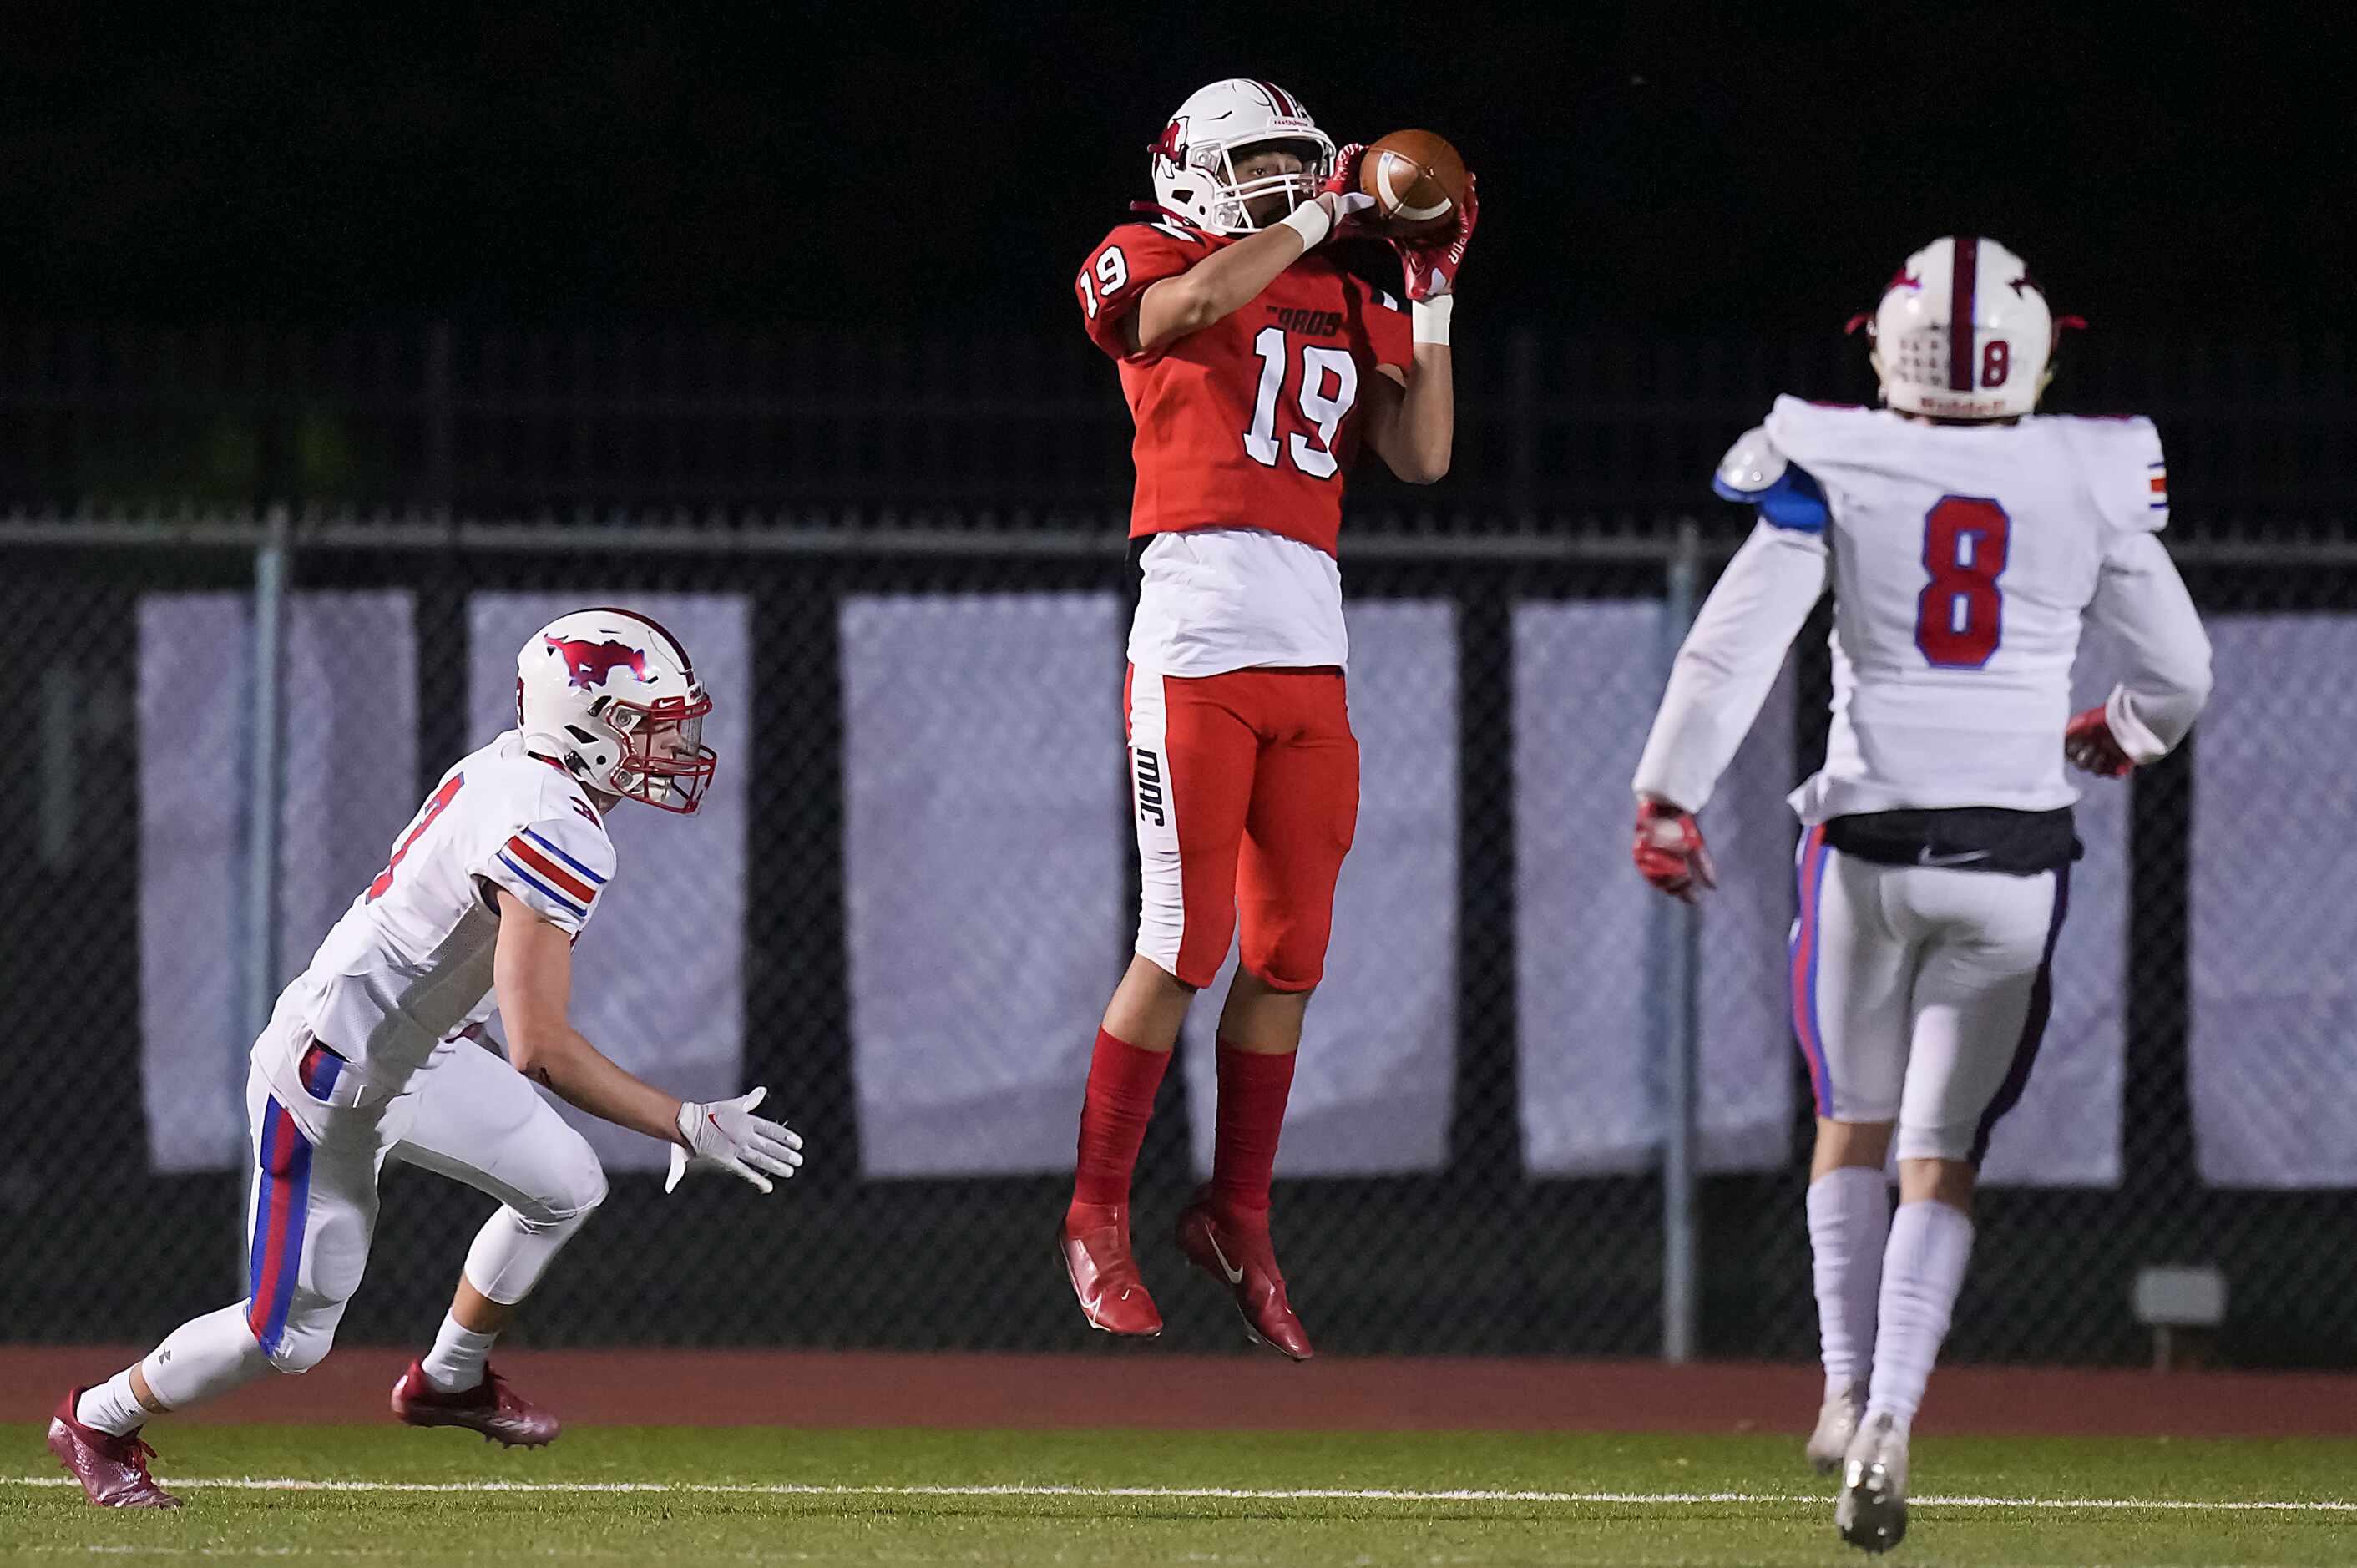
left=3, top=4, right=2345, bottom=337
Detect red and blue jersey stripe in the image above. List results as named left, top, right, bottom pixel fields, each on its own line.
left=498, top=828, right=604, bottom=921
left=245, top=1097, right=314, bottom=1358
left=1788, top=825, right=1834, bottom=1117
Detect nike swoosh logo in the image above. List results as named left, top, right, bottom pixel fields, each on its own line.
left=1916, top=848, right=1991, bottom=867
left=1206, top=1232, right=1245, bottom=1285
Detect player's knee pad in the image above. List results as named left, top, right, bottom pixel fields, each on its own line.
left=1238, top=917, right=1330, bottom=994
left=1138, top=903, right=1233, bottom=991
left=517, top=1136, right=609, bottom=1231
left=256, top=1306, right=340, bottom=1374
left=246, top=1195, right=368, bottom=1374
left=549, top=1152, right=609, bottom=1228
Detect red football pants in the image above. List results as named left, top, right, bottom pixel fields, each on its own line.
left=1125, top=665, right=1359, bottom=992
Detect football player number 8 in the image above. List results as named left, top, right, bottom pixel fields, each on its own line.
left=1244, top=326, right=1358, bottom=478
left=1915, top=495, right=2011, bottom=668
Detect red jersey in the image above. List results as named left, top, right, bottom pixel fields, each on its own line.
left=1077, top=216, right=1413, bottom=558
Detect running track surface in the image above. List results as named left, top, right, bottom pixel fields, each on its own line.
left=5, top=1349, right=2350, bottom=1436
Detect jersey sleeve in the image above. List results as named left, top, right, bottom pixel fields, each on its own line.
left=1631, top=519, right=1829, bottom=811
left=2088, top=529, right=2213, bottom=762
left=1356, top=279, right=1413, bottom=373
left=478, top=813, right=615, bottom=936
left=1075, top=223, right=1208, bottom=362
left=2061, top=415, right=2169, bottom=536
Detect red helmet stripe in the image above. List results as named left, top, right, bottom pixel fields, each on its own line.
left=1256, top=79, right=1297, bottom=119
left=1949, top=235, right=1979, bottom=392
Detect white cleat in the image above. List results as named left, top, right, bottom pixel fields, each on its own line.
left=1835, top=1410, right=1909, bottom=1554
left=1806, top=1378, right=1865, bottom=1474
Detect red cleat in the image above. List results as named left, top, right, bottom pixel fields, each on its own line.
left=1060, top=1201, right=1163, bottom=1338
left=46, top=1388, right=182, bottom=1508
left=390, top=1360, right=561, bottom=1448
left=1175, top=1188, right=1314, bottom=1361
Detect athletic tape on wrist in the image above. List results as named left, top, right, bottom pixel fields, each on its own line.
left=1278, top=200, right=1333, bottom=250
left=1412, top=295, right=1454, bottom=345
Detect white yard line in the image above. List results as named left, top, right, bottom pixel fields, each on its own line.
left=6, top=1476, right=2355, bottom=1511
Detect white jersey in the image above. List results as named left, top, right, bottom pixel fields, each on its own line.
left=256, top=731, right=616, bottom=1104
left=1636, top=395, right=2212, bottom=820
left=1126, top=526, right=1348, bottom=676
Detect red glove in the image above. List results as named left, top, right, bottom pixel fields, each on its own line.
left=2063, top=705, right=2134, bottom=778
left=1392, top=170, right=1477, bottom=301
left=1315, top=144, right=1378, bottom=240
left=1633, top=797, right=1717, bottom=905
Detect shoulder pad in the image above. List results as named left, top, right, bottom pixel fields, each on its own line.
left=1712, top=426, right=1787, bottom=496
left=1712, top=426, right=1830, bottom=533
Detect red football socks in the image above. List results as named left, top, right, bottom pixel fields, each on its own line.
left=1071, top=1029, right=1171, bottom=1207
left=1211, top=1042, right=1297, bottom=1221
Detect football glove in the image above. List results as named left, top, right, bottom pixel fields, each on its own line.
left=666, top=1086, right=804, bottom=1195
left=2063, top=705, right=2135, bottom=778
left=1314, top=144, right=1379, bottom=240
left=1633, top=797, right=1717, bottom=905
left=1392, top=169, right=1477, bottom=301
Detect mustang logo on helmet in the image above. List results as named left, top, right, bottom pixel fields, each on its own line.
left=544, top=635, right=648, bottom=691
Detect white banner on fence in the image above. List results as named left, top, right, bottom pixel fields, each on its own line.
left=1509, top=604, right=2127, bottom=1185
left=841, top=593, right=1129, bottom=1177
left=2190, top=615, right=2357, bottom=1187
left=1178, top=599, right=1459, bottom=1178
left=139, top=591, right=418, bottom=1172
left=468, top=594, right=751, bottom=1171
left=1512, top=600, right=1794, bottom=1176
left=1974, top=626, right=2131, bottom=1187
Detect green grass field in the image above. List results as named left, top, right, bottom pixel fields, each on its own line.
left=5, top=1425, right=2353, bottom=1565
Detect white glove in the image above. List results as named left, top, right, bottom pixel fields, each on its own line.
left=665, top=1087, right=804, bottom=1195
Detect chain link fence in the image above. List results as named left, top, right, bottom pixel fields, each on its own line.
left=4, top=517, right=2351, bottom=1370
left=3, top=323, right=2348, bottom=534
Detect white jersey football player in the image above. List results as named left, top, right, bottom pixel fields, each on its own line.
left=1630, top=237, right=2212, bottom=1553
left=48, top=608, right=805, bottom=1509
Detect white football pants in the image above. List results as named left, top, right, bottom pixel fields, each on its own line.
left=240, top=1030, right=608, bottom=1373
left=1788, top=826, right=2068, bottom=1163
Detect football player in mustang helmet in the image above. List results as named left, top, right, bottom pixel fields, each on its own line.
left=1059, top=79, right=1473, bottom=1359
left=1631, top=238, right=2212, bottom=1553
left=48, top=609, right=804, bottom=1508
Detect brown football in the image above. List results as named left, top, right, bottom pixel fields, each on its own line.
left=1358, top=129, right=1466, bottom=238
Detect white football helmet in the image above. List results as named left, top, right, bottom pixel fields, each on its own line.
left=516, top=607, right=716, bottom=814
left=1149, top=78, right=1334, bottom=235
left=1854, top=236, right=2062, bottom=421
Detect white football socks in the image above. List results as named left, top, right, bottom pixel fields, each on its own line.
left=73, top=1371, right=151, bottom=1438
left=78, top=1303, right=273, bottom=1436
left=1806, top=1166, right=1890, bottom=1399
left=1866, top=1198, right=1975, bottom=1431
left=421, top=1311, right=498, bottom=1393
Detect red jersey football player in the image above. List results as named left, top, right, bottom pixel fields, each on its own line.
left=1059, top=78, right=1473, bottom=1358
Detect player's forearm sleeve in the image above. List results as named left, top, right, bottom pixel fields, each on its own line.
left=1631, top=521, right=1828, bottom=811
left=2091, top=530, right=2213, bottom=762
